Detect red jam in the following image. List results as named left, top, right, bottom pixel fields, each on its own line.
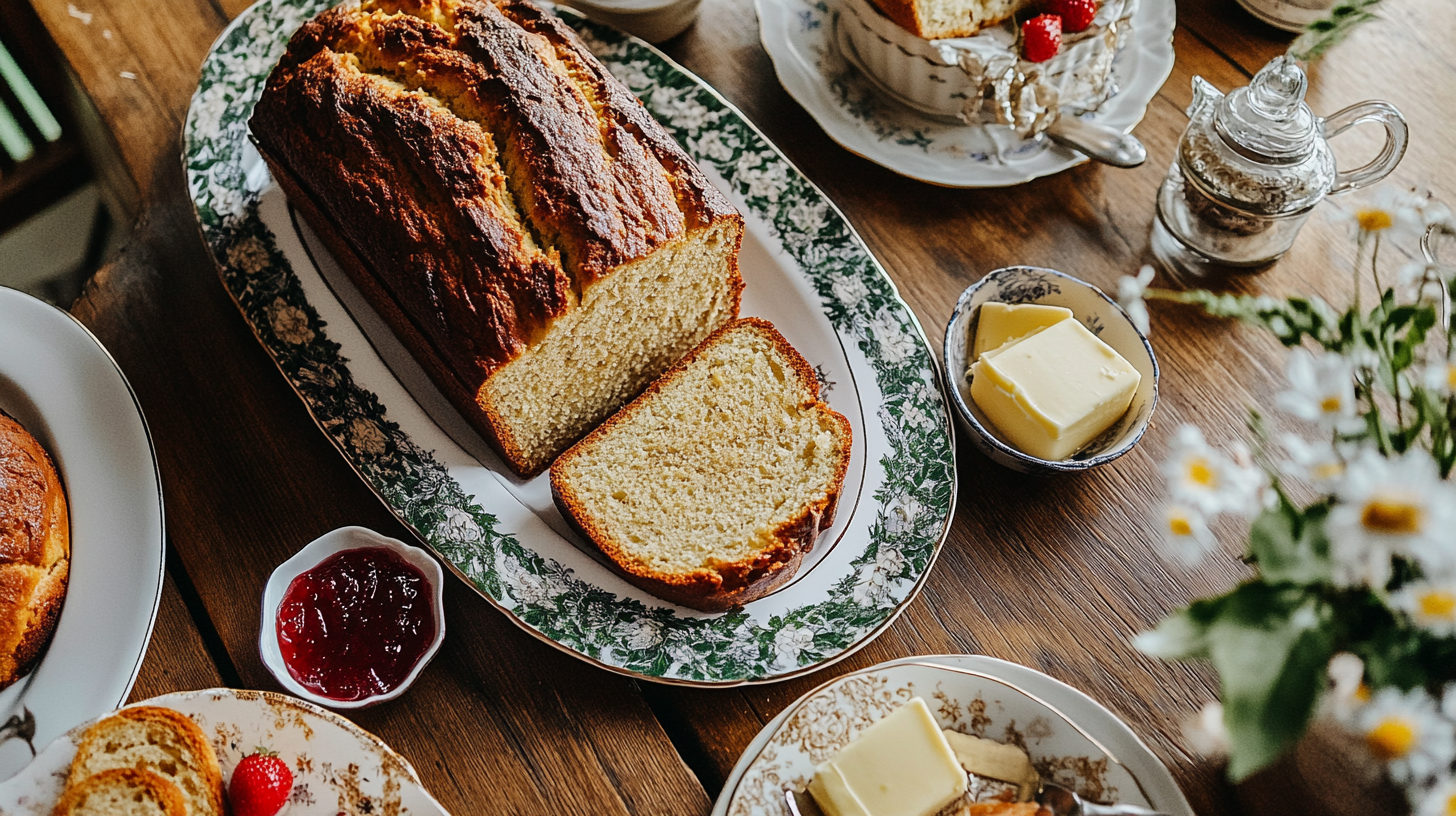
left=276, top=546, right=436, bottom=702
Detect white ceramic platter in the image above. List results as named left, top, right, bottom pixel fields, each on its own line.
left=183, top=2, right=956, bottom=685
left=0, top=688, right=452, bottom=815
left=755, top=0, right=1177, bottom=187
left=714, top=655, right=1195, bottom=816
left=0, top=287, right=164, bottom=781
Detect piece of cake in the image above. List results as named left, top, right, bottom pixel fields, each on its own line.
left=550, top=318, right=851, bottom=612
left=66, top=707, right=225, bottom=816
left=0, top=409, right=69, bottom=691
left=869, top=0, right=1027, bottom=39
left=250, top=0, right=744, bottom=477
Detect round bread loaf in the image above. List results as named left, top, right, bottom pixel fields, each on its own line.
left=0, top=409, right=70, bottom=689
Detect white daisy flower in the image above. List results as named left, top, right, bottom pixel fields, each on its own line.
left=1392, top=580, right=1456, bottom=637
left=1117, top=264, right=1155, bottom=335
left=1356, top=686, right=1456, bottom=785
left=1279, top=433, right=1347, bottom=486
left=1161, top=425, right=1263, bottom=516
left=1327, top=447, right=1456, bottom=586
left=1276, top=348, right=1361, bottom=433
left=1183, top=702, right=1230, bottom=759
left=1326, top=652, right=1371, bottom=724
left=1414, top=777, right=1456, bottom=816
left=1426, top=359, right=1456, bottom=397
left=1345, top=186, right=1449, bottom=244
left=1160, top=504, right=1218, bottom=567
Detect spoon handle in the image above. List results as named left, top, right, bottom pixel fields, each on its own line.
left=1044, top=116, right=1148, bottom=168
left=1080, top=802, right=1172, bottom=816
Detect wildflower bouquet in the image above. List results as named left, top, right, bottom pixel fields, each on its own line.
left=1121, top=188, right=1456, bottom=812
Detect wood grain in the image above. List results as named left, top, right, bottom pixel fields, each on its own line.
left=27, top=0, right=1456, bottom=812
left=126, top=571, right=226, bottom=703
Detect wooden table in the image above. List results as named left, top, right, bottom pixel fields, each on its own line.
left=17, top=0, right=1456, bottom=811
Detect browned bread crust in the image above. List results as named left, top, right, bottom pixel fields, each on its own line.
left=52, top=768, right=189, bottom=816
left=250, top=0, right=743, bottom=476
left=0, top=410, right=70, bottom=690
left=551, top=318, right=852, bottom=612
left=68, top=706, right=225, bottom=816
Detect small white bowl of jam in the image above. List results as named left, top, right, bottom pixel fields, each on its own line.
left=260, top=526, right=446, bottom=710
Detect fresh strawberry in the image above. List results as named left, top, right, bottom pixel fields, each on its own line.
left=1047, top=0, right=1097, bottom=32
left=229, top=748, right=293, bottom=816
left=1021, top=14, right=1062, bottom=62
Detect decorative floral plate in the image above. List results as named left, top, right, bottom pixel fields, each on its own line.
left=0, top=288, right=164, bottom=781
left=0, top=689, right=451, bottom=815
left=182, top=1, right=956, bottom=685
left=755, top=0, right=1176, bottom=187
left=715, top=656, right=1195, bottom=816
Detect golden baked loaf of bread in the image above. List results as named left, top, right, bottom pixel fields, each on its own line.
left=551, top=319, right=852, bottom=611
left=869, top=0, right=1026, bottom=39
left=250, top=0, right=744, bottom=476
left=66, top=706, right=225, bottom=816
left=51, top=768, right=188, bottom=816
left=0, top=410, right=69, bottom=690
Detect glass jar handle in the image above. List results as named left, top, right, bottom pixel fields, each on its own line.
left=1323, top=100, right=1409, bottom=194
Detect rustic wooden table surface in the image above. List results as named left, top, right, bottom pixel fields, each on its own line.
left=16, top=0, right=1456, bottom=811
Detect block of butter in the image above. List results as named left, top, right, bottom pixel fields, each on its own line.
left=970, top=319, right=1140, bottom=461
left=971, top=302, right=1073, bottom=360
left=807, top=697, right=968, bottom=816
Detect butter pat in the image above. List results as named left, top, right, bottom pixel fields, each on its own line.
left=807, top=697, right=968, bottom=816
left=970, top=319, right=1140, bottom=461
left=972, top=302, right=1074, bottom=360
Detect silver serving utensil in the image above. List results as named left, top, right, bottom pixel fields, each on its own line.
left=1043, top=116, right=1147, bottom=168
left=783, top=788, right=824, bottom=816
left=1039, top=781, right=1171, bottom=816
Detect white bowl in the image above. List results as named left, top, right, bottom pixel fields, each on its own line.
left=260, top=526, right=446, bottom=710
left=942, top=266, right=1158, bottom=473
left=555, top=0, right=702, bottom=42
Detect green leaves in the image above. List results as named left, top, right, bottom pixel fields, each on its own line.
left=1247, top=501, right=1332, bottom=585
left=1288, top=0, right=1386, bottom=62
left=1150, top=289, right=1341, bottom=349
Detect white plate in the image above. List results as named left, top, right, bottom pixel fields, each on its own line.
left=183, top=3, right=957, bottom=685
left=714, top=655, right=1195, bottom=816
left=0, top=688, right=452, bottom=815
left=755, top=0, right=1177, bottom=187
left=0, top=287, right=164, bottom=781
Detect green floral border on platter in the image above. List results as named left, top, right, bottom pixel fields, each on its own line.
left=182, top=0, right=956, bottom=684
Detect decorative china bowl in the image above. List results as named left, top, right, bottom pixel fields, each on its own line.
left=721, top=658, right=1175, bottom=816
left=943, top=266, right=1158, bottom=473
left=553, top=0, right=702, bottom=42
left=260, top=526, right=446, bottom=710
left=831, top=0, right=1136, bottom=125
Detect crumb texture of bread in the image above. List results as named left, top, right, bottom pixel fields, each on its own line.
left=868, top=0, right=1027, bottom=39
left=0, top=410, right=69, bottom=690
left=51, top=768, right=189, bottom=816
left=250, top=0, right=743, bottom=475
left=552, top=318, right=851, bottom=611
left=66, top=707, right=225, bottom=816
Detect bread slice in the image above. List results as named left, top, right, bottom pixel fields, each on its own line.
left=66, top=707, right=224, bottom=816
left=250, top=0, right=744, bottom=476
left=52, top=768, right=188, bottom=816
left=867, top=0, right=1027, bottom=39
left=551, top=318, right=852, bottom=611
left=0, top=409, right=70, bottom=691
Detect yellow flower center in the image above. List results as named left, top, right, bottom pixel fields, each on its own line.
left=1367, top=717, right=1417, bottom=759
left=1444, top=793, right=1456, bottom=816
left=1169, top=515, right=1193, bottom=537
left=1358, top=209, right=1394, bottom=232
left=1320, top=396, right=1344, bottom=414
left=1361, top=497, right=1424, bottom=535
left=1313, top=462, right=1345, bottom=481
left=1186, top=457, right=1216, bottom=488
left=1446, top=365, right=1456, bottom=391
left=1355, top=682, right=1371, bottom=702
left=1419, top=590, right=1456, bottom=620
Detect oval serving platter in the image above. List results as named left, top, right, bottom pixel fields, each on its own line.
left=182, top=1, right=956, bottom=685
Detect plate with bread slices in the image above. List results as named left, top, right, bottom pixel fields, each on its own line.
left=0, top=287, right=164, bottom=780
left=0, top=688, right=452, bottom=816
left=183, top=0, right=956, bottom=684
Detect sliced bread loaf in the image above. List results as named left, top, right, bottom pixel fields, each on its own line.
left=51, top=768, right=188, bottom=816
left=551, top=318, right=852, bottom=611
left=66, top=707, right=224, bottom=816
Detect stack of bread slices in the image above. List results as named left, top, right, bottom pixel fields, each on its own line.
left=52, top=707, right=225, bottom=816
